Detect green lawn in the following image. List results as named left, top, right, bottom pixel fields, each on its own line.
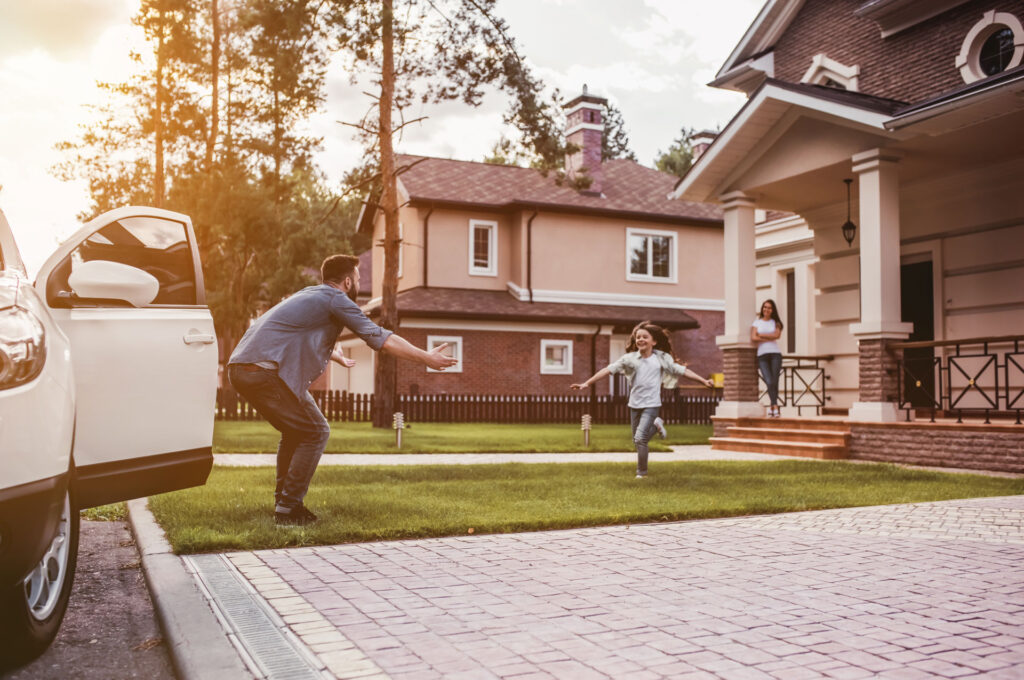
left=148, top=461, right=1024, bottom=554
left=214, top=420, right=712, bottom=453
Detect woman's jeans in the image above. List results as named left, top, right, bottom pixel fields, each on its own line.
left=228, top=364, right=330, bottom=512
left=629, top=407, right=660, bottom=475
left=758, top=352, right=783, bottom=407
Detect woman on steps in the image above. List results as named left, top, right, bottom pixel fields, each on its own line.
left=751, top=299, right=784, bottom=418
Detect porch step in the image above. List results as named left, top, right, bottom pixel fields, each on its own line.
left=726, top=426, right=850, bottom=446
left=726, top=416, right=849, bottom=431
left=712, top=416, right=851, bottom=460
left=710, top=437, right=849, bottom=460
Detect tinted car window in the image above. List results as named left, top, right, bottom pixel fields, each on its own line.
left=50, top=216, right=197, bottom=306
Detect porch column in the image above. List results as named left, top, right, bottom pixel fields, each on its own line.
left=848, top=148, right=913, bottom=422
left=715, top=191, right=761, bottom=418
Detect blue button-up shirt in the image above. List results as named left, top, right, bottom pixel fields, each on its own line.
left=228, top=284, right=392, bottom=399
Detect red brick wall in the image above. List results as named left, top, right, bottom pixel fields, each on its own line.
left=849, top=422, right=1024, bottom=473
left=773, top=0, right=1024, bottom=104
left=671, top=310, right=724, bottom=377
left=395, top=327, right=612, bottom=396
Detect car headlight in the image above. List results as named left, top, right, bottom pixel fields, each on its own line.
left=0, top=305, right=47, bottom=390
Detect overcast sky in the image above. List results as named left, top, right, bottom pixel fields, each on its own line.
left=0, top=0, right=761, bottom=273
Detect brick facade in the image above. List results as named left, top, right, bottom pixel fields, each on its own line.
left=773, top=0, right=1024, bottom=104
left=849, top=422, right=1024, bottom=473
left=394, top=327, right=612, bottom=396
left=671, top=310, right=724, bottom=377
left=858, top=338, right=900, bottom=403
left=722, top=346, right=759, bottom=402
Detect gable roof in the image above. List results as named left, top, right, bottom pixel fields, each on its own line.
left=394, top=154, right=722, bottom=224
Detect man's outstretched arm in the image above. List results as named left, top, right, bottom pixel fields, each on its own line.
left=380, top=334, right=458, bottom=371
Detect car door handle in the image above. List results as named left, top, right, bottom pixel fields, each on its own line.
left=183, top=333, right=216, bottom=345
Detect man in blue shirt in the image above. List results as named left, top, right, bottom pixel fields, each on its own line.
left=227, top=254, right=457, bottom=526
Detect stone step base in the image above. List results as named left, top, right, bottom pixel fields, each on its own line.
left=727, top=426, right=851, bottom=446
left=718, top=416, right=851, bottom=432
left=710, top=437, right=850, bottom=460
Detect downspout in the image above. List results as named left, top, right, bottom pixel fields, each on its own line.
left=422, top=205, right=433, bottom=289
left=590, top=324, right=603, bottom=399
left=526, top=211, right=538, bottom=303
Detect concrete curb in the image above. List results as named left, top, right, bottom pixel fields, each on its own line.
left=126, top=498, right=252, bottom=680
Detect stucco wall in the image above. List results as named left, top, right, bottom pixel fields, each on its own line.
left=798, top=157, right=1024, bottom=410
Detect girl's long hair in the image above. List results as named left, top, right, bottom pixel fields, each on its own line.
left=759, top=299, right=784, bottom=329
left=626, top=321, right=674, bottom=355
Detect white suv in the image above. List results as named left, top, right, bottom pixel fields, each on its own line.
left=0, top=206, right=217, bottom=669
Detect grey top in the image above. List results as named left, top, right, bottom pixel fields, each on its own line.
left=229, top=284, right=392, bottom=398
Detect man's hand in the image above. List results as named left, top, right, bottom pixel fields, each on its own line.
left=570, top=383, right=587, bottom=390
left=331, top=351, right=357, bottom=368
left=425, top=342, right=458, bottom=371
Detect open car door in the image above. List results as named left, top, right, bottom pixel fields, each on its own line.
left=34, top=207, right=217, bottom=507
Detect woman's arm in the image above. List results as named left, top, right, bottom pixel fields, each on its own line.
left=571, top=366, right=612, bottom=390
left=761, top=322, right=782, bottom=340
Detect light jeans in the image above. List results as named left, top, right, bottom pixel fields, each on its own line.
left=629, top=407, right=660, bottom=476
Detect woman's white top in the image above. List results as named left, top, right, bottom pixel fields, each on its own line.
left=628, top=353, right=664, bottom=408
left=752, top=317, right=781, bottom=356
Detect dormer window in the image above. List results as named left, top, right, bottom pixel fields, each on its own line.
left=800, top=54, right=860, bottom=91
left=957, top=11, right=1024, bottom=84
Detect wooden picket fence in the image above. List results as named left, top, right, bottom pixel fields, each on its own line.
left=216, top=388, right=721, bottom=425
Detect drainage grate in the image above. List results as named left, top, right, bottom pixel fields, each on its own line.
left=187, top=554, right=323, bottom=680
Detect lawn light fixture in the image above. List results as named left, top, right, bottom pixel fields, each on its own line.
left=841, top=178, right=857, bottom=247
left=581, top=413, right=592, bottom=446
left=393, top=411, right=404, bottom=449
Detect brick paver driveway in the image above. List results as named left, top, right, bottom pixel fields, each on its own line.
left=226, top=496, right=1024, bottom=679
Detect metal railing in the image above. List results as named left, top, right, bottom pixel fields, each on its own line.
left=891, top=334, right=1024, bottom=424
left=758, top=354, right=833, bottom=416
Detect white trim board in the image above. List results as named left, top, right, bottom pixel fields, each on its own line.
left=506, top=281, right=724, bottom=311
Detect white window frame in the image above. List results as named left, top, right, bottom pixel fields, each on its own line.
left=540, top=339, right=573, bottom=375
left=956, top=10, right=1024, bottom=84
left=426, top=335, right=462, bottom=373
left=468, top=219, right=498, bottom=277
left=625, top=227, right=677, bottom=283
left=800, top=53, right=860, bottom=91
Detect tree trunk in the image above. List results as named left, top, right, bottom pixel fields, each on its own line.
left=205, top=0, right=220, bottom=171
left=154, top=4, right=166, bottom=208
left=373, top=0, right=399, bottom=428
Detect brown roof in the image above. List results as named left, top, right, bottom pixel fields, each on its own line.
left=395, top=155, right=722, bottom=224
left=362, top=287, right=700, bottom=330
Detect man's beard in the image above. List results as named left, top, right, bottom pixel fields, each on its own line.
left=347, top=281, right=359, bottom=302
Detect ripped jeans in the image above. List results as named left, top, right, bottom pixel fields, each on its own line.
left=629, top=407, right=660, bottom=476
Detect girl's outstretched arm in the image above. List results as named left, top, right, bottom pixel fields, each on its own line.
left=571, top=366, right=612, bottom=390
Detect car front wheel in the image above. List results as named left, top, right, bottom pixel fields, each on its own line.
left=0, top=487, right=80, bottom=671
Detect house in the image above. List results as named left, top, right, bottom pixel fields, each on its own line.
left=673, top=0, right=1024, bottom=471
left=330, top=89, right=727, bottom=396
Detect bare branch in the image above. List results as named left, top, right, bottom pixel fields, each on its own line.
left=315, top=170, right=383, bottom=226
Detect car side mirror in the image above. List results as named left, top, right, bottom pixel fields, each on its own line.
left=67, top=260, right=160, bottom=307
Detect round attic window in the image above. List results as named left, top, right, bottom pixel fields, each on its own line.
left=979, top=27, right=1014, bottom=75
left=956, top=11, right=1024, bottom=84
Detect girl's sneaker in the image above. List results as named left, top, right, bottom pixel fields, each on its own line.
left=653, top=416, right=668, bottom=439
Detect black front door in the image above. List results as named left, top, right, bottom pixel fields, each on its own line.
left=900, top=261, right=936, bottom=408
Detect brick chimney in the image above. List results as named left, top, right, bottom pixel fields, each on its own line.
left=563, top=85, right=607, bottom=195
left=689, top=129, right=718, bottom=162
